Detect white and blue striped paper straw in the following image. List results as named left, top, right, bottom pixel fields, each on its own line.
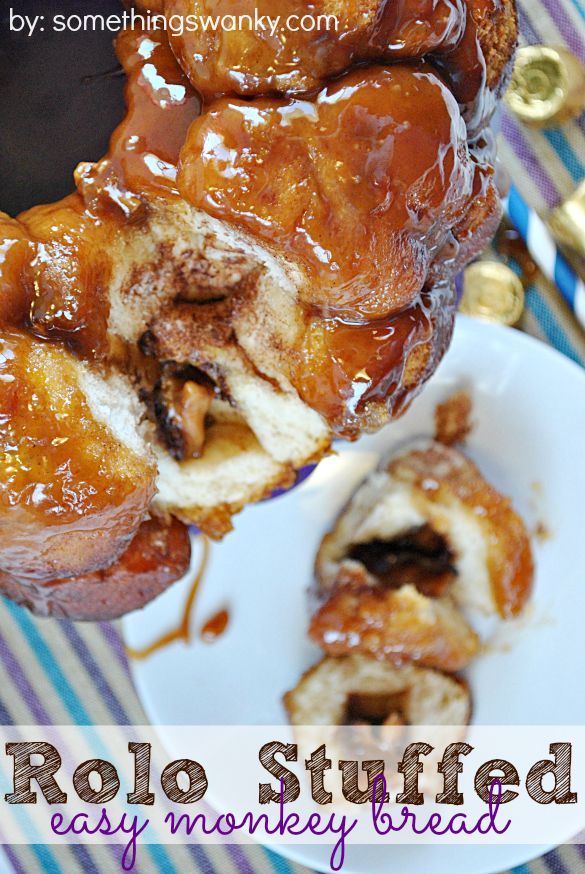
left=504, top=184, right=585, bottom=330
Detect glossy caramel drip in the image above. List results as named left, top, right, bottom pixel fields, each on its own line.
left=127, top=536, right=210, bottom=659
left=18, top=195, right=111, bottom=358
left=299, top=296, right=433, bottom=431
left=201, top=607, right=230, bottom=642
left=77, top=27, right=201, bottom=218
left=439, top=0, right=517, bottom=133
left=368, top=0, right=466, bottom=57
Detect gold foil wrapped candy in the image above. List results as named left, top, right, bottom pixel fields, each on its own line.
left=461, top=262, right=525, bottom=326
left=549, top=179, right=585, bottom=258
left=505, top=46, right=585, bottom=127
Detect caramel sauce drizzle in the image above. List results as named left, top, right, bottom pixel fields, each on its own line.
left=127, top=535, right=210, bottom=660
left=77, top=27, right=202, bottom=217
left=200, top=608, right=230, bottom=643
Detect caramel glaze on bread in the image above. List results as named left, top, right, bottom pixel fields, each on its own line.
left=0, top=1, right=517, bottom=618
left=165, top=0, right=516, bottom=130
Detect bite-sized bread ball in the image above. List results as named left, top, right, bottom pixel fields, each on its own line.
left=0, top=517, right=191, bottom=621
left=178, top=64, right=477, bottom=321
left=285, top=654, right=471, bottom=726
left=309, top=581, right=480, bottom=672
left=0, top=330, right=156, bottom=582
left=164, top=0, right=514, bottom=123
left=166, top=0, right=464, bottom=97
left=309, top=439, right=532, bottom=670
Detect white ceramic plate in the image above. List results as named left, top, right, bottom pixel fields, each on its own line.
left=123, top=315, right=585, bottom=873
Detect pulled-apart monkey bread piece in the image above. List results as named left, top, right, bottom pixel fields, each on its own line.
left=285, top=654, right=471, bottom=726
left=309, top=440, right=533, bottom=669
left=0, top=330, right=156, bottom=584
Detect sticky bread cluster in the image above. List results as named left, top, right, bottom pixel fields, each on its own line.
left=0, top=1, right=517, bottom=618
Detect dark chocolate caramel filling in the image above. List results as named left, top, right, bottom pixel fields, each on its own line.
left=346, top=691, right=407, bottom=726
left=147, top=363, right=219, bottom=461
left=348, top=524, right=457, bottom=597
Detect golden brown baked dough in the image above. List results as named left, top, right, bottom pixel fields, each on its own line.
left=0, top=0, right=517, bottom=615
left=166, top=0, right=466, bottom=97
left=0, top=518, right=191, bottom=621
left=434, top=389, right=474, bottom=446
left=0, top=329, right=156, bottom=583
left=309, top=581, right=480, bottom=672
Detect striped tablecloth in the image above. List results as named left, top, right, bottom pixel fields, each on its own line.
left=1, top=1, right=585, bottom=872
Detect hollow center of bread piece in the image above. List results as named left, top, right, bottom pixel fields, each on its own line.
left=346, top=691, right=407, bottom=726
left=347, top=524, right=456, bottom=597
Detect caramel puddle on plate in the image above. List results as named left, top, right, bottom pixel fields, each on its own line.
left=127, top=536, right=210, bottom=660
left=201, top=608, right=229, bottom=643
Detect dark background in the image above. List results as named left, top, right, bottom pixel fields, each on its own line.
left=0, top=0, right=126, bottom=215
